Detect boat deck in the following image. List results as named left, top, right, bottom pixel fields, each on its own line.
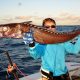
left=20, top=62, right=80, bottom=80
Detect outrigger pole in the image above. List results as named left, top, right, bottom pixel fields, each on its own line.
left=5, top=51, right=19, bottom=80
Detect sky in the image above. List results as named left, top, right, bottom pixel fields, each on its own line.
left=0, top=0, right=80, bottom=25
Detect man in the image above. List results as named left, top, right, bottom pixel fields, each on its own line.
left=23, top=18, right=80, bottom=80
left=8, top=18, right=80, bottom=80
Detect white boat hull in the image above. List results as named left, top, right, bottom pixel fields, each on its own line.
left=20, top=62, right=80, bottom=80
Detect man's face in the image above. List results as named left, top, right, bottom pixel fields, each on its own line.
left=44, top=21, right=56, bottom=32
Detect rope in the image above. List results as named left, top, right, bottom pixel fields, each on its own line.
left=16, top=65, right=31, bottom=80
left=16, top=66, right=28, bottom=76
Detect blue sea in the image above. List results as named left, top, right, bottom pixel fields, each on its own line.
left=0, top=25, right=80, bottom=79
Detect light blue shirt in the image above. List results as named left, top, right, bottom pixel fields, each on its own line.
left=29, top=35, right=80, bottom=76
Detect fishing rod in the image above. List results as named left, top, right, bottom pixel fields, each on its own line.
left=4, top=51, right=19, bottom=80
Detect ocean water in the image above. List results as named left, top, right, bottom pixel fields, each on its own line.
left=0, top=25, right=80, bottom=79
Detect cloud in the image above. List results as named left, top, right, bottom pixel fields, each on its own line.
left=0, top=13, right=80, bottom=25
left=0, top=17, right=14, bottom=24
left=54, top=12, right=80, bottom=25
left=15, top=16, right=32, bottom=20
left=14, top=16, right=44, bottom=24
left=0, top=16, right=44, bottom=24
left=0, top=16, right=13, bottom=21
left=15, top=16, right=43, bottom=20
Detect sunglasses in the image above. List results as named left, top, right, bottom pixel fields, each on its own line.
left=45, top=25, right=56, bottom=28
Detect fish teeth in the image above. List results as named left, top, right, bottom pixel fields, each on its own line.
left=34, top=25, right=37, bottom=28
left=50, top=31, right=53, bottom=34
left=3, top=27, right=8, bottom=31
left=44, top=29, right=48, bottom=32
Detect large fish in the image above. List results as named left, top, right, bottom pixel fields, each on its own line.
left=0, top=21, right=80, bottom=44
